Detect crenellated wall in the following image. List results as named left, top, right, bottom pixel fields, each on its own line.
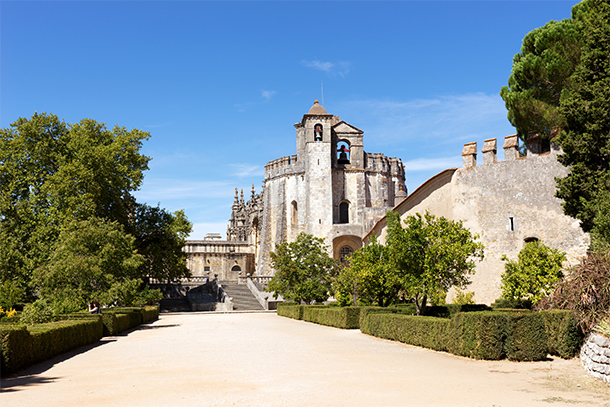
left=368, top=134, right=589, bottom=304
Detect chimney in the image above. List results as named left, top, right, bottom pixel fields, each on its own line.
left=482, top=138, right=497, bottom=164
left=462, top=142, right=477, bottom=168
left=503, top=135, right=519, bottom=161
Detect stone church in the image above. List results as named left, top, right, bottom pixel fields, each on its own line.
left=185, top=100, right=406, bottom=279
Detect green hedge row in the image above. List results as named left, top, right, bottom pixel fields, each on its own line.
left=1, top=305, right=160, bottom=375
left=277, top=304, right=581, bottom=362
left=1, top=318, right=103, bottom=375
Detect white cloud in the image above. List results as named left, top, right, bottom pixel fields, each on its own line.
left=301, top=60, right=351, bottom=77
left=261, top=90, right=276, bottom=101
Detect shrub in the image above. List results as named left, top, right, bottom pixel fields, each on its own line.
left=446, top=312, right=508, bottom=360
left=491, top=297, right=533, bottom=310
left=361, top=313, right=449, bottom=351
left=537, top=252, right=610, bottom=332
left=539, top=310, right=583, bottom=358
left=501, top=240, right=565, bottom=305
left=277, top=303, right=304, bottom=320
left=504, top=312, right=549, bottom=361
left=452, top=289, right=475, bottom=305
left=301, top=306, right=360, bottom=329
left=21, top=300, right=56, bottom=324
left=0, top=280, right=25, bottom=310
left=1, top=319, right=103, bottom=375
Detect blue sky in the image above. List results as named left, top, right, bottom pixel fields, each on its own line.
left=1, top=0, right=577, bottom=239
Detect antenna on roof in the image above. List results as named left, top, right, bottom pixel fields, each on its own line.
left=321, top=80, right=324, bottom=106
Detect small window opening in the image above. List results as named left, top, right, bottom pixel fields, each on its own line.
left=231, top=265, right=241, bottom=272
left=339, top=202, right=349, bottom=224
left=291, top=201, right=298, bottom=225
left=337, top=141, right=351, bottom=164
left=507, top=216, right=515, bottom=231
left=339, top=246, right=354, bottom=266
left=314, top=124, right=323, bottom=141
left=524, top=237, right=539, bottom=244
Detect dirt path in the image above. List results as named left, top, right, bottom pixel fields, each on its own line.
left=2, top=313, right=609, bottom=407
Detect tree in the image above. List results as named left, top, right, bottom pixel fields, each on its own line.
left=501, top=240, right=566, bottom=305
left=268, top=233, right=338, bottom=304
left=500, top=16, right=582, bottom=142
left=131, top=204, right=193, bottom=283
left=0, top=113, right=151, bottom=291
left=555, top=0, right=610, bottom=236
left=386, top=211, right=484, bottom=315
left=34, top=217, right=144, bottom=307
left=335, top=234, right=400, bottom=307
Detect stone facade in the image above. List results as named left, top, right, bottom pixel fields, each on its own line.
left=256, top=101, right=406, bottom=274
left=184, top=101, right=406, bottom=279
left=367, top=135, right=589, bottom=304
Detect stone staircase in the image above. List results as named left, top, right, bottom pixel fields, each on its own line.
left=159, top=297, right=190, bottom=312
left=221, top=281, right=265, bottom=311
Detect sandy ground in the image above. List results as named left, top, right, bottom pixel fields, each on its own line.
left=1, top=312, right=610, bottom=407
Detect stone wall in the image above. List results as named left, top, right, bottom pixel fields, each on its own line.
left=369, top=136, right=589, bottom=304
left=581, top=333, right=610, bottom=382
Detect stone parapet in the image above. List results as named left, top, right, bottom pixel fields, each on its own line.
left=462, top=142, right=477, bottom=168
left=503, top=135, right=519, bottom=161
left=581, top=332, right=610, bottom=382
left=264, top=154, right=303, bottom=179
left=482, top=138, right=497, bottom=164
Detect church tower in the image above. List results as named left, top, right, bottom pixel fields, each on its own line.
left=256, top=101, right=406, bottom=275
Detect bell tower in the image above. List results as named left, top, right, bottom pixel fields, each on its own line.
left=297, top=100, right=334, bottom=238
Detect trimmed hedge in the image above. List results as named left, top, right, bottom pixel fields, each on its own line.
left=1, top=318, right=103, bottom=375
left=505, top=312, right=548, bottom=361
left=301, top=306, right=360, bottom=329
left=277, top=303, right=304, bottom=320
left=361, top=313, right=449, bottom=351
left=539, top=309, right=583, bottom=359
left=446, top=312, right=508, bottom=359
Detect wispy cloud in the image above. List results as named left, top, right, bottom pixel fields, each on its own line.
left=261, top=90, right=276, bottom=101
left=134, top=179, right=236, bottom=202
left=301, top=60, right=351, bottom=78
left=228, top=163, right=264, bottom=178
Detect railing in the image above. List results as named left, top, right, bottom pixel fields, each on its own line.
left=238, top=275, right=273, bottom=285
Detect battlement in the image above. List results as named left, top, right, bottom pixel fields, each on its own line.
left=365, top=153, right=405, bottom=176
left=264, top=154, right=302, bottom=178
left=461, top=134, right=559, bottom=169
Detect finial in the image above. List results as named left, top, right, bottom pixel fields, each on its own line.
left=251, top=184, right=255, bottom=198
left=240, top=189, right=244, bottom=204
left=314, top=100, right=319, bottom=104
left=233, top=188, right=239, bottom=203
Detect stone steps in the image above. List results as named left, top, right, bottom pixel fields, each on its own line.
left=221, top=282, right=265, bottom=311
left=160, top=297, right=190, bottom=312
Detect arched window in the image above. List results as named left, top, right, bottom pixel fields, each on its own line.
left=339, top=201, right=349, bottom=224
left=524, top=237, right=539, bottom=244
left=291, top=201, right=298, bottom=225
left=314, top=124, right=323, bottom=141
left=339, top=246, right=353, bottom=266
left=337, top=141, right=351, bottom=164
left=231, top=265, right=241, bottom=272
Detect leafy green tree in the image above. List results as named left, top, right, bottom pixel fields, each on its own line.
left=132, top=204, right=193, bottom=283
left=0, top=113, right=151, bottom=291
left=555, top=0, right=610, bottom=236
left=500, top=16, right=582, bottom=142
left=34, top=217, right=144, bottom=307
left=386, top=211, right=484, bottom=315
left=335, top=234, right=400, bottom=307
left=501, top=240, right=566, bottom=305
left=268, top=233, right=338, bottom=304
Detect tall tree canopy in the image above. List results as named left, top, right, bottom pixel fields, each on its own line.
left=555, top=0, right=610, bottom=235
left=500, top=16, right=582, bottom=141
left=0, top=113, right=150, bottom=287
left=0, top=112, right=192, bottom=302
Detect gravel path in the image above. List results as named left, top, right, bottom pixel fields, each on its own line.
left=1, top=313, right=609, bottom=407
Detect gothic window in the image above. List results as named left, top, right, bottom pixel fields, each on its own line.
left=291, top=201, right=298, bottom=225
left=337, top=141, right=351, bottom=164
left=314, top=124, right=323, bottom=141
left=339, top=246, right=353, bottom=266
left=339, top=201, right=349, bottom=224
